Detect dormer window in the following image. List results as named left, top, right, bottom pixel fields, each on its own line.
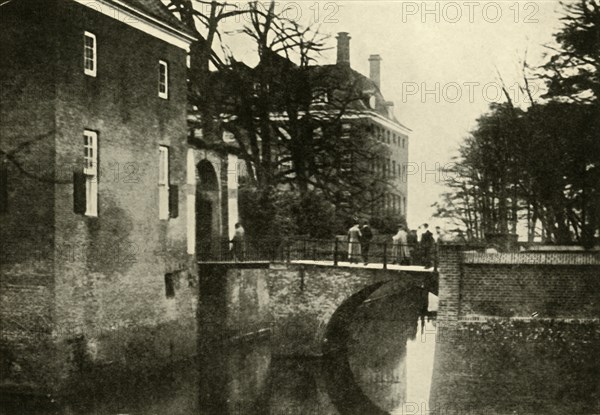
left=84, top=32, right=97, bottom=77
left=368, top=95, right=376, bottom=109
left=159, top=60, right=169, bottom=99
left=316, top=91, right=329, bottom=103
left=252, top=82, right=261, bottom=98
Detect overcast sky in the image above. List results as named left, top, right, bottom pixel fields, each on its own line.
left=217, top=1, right=568, bottom=229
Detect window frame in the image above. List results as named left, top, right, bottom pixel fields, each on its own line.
left=84, top=31, right=97, bottom=77
left=83, top=130, right=98, bottom=217
left=158, top=60, right=169, bottom=99
left=158, top=145, right=170, bottom=220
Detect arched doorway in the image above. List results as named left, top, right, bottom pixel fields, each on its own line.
left=196, top=160, right=220, bottom=260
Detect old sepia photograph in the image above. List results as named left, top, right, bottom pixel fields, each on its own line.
left=0, top=0, right=599, bottom=414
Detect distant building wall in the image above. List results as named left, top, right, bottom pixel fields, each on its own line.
left=369, top=122, right=409, bottom=218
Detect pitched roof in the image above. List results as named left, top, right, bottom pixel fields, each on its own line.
left=307, top=64, right=410, bottom=131
left=112, top=0, right=196, bottom=38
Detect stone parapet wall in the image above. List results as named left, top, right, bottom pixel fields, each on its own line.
left=437, top=247, right=600, bottom=323
left=462, top=251, right=600, bottom=265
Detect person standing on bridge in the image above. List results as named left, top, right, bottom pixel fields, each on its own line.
left=231, top=223, right=245, bottom=261
left=392, top=225, right=410, bottom=265
left=347, top=221, right=362, bottom=264
left=407, top=229, right=419, bottom=265
left=420, top=223, right=435, bottom=268
left=360, top=220, right=373, bottom=266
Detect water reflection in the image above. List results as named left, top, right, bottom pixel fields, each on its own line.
left=346, top=288, right=436, bottom=414
left=1, top=288, right=437, bottom=415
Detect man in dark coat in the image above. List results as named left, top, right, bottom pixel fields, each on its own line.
left=231, top=223, right=245, bottom=261
left=420, top=223, right=435, bottom=268
left=360, top=220, right=373, bottom=265
left=407, top=229, right=419, bottom=265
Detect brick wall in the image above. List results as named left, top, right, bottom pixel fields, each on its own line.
left=437, top=247, right=600, bottom=322
left=0, top=275, right=56, bottom=391
left=0, top=0, right=60, bottom=392
left=0, top=0, right=58, bottom=274
left=436, top=246, right=462, bottom=324
left=0, top=0, right=198, bottom=393
left=52, top=0, right=196, bottom=387
left=432, top=249, right=600, bottom=414
left=461, top=263, right=599, bottom=319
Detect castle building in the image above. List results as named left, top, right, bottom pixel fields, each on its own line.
left=0, top=0, right=235, bottom=393
left=330, top=32, right=411, bottom=218
left=215, top=32, right=410, bottom=222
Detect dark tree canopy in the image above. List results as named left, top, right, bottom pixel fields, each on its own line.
left=165, top=0, right=400, bottom=240
left=434, top=1, right=600, bottom=246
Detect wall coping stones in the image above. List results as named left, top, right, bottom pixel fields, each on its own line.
left=460, top=316, right=600, bottom=323
left=461, top=251, right=600, bottom=266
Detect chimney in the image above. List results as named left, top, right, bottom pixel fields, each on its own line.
left=385, top=101, right=395, bottom=118
left=336, top=32, right=351, bottom=66
left=369, top=54, right=382, bottom=89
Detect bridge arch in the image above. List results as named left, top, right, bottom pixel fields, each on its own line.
left=322, top=281, right=433, bottom=415
left=322, top=281, right=390, bottom=415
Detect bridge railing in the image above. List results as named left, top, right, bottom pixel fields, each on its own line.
left=198, top=237, right=439, bottom=270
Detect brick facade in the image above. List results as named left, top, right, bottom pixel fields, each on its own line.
left=0, top=0, right=200, bottom=393
left=432, top=247, right=599, bottom=414
left=437, top=246, right=600, bottom=322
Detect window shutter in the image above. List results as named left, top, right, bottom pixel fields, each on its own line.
left=169, top=184, right=179, bottom=218
left=0, top=161, right=7, bottom=213
left=73, top=170, right=86, bottom=214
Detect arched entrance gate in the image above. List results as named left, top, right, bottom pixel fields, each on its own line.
left=196, top=159, right=220, bottom=260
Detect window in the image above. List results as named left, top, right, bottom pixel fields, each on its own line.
left=84, top=32, right=97, bottom=77
left=159, top=60, right=168, bottom=99
left=159, top=146, right=169, bottom=219
left=252, top=82, right=260, bottom=97
left=165, top=273, right=175, bottom=298
left=392, top=160, right=396, bottom=176
left=83, top=130, right=98, bottom=216
left=316, top=90, right=329, bottom=103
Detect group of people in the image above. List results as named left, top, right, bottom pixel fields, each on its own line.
left=231, top=219, right=444, bottom=267
left=347, top=221, right=439, bottom=268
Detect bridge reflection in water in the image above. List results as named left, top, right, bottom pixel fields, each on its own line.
left=198, top=284, right=437, bottom=415
left=3, top=282, right=597, bottom=415
left=0, top=288, right=437, bottom=415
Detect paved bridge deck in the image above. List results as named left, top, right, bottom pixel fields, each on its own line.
left=291, top=260, right=435, bottom=272
left=198, top=259, right=436, bottom=273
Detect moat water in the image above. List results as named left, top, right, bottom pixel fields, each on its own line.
left=2, top=289, right=598, bottom=415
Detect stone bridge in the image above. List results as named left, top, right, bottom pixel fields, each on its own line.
left=197, top=261, right=438, bottom=356
left=198, top=246, right=600, bottom=356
